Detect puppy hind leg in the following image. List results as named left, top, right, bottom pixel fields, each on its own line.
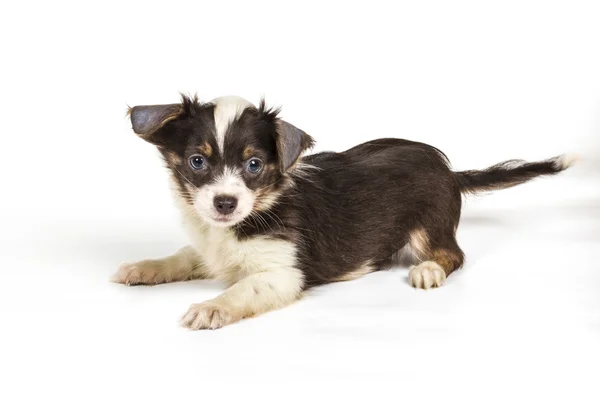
left=407, top=229, right=464, bottom=289
left=111, top=245, right=209, bottom=286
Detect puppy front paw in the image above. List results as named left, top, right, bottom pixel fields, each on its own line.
left=180, top=302, right=239, bottom=330
left=110, top=260, right=165, bottom=286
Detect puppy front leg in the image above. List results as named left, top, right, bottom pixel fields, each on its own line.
left=180, top=268, right=304, bottom=330
left=111, top=245, right=209, bottom=285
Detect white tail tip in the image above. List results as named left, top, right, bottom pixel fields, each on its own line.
left=554, top=153, right=581, bottom=170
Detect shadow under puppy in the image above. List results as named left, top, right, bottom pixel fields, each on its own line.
left=112, top=94, right=576, bottom=330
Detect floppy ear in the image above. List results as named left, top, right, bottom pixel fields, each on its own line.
left=274, top=120, right=315, bottom=172
left=127, top=103, right=183, bottom=140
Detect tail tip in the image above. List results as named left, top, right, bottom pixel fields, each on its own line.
left=553, top=153, right=581, bottom=171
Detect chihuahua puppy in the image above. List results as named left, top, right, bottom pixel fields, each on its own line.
left=111, top=94, right=575, bottom=330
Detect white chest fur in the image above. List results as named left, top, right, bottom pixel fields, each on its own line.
left=170, top=177, right=301, bottom=285
left=179, top=207, right=298, bottom=285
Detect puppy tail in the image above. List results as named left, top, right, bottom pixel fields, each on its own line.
left=455, top=154, right=578, bottom=194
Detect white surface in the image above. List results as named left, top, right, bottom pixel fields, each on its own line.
left=1, top=1, right=600, bottom=394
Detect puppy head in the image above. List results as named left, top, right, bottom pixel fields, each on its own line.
left=127, top=94, right=314, bottom=227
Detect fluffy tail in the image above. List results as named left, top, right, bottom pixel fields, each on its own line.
left=455, top=154, right=578, bottom=194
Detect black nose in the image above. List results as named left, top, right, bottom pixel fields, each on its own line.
left=214, top=195, right=238, bottom=215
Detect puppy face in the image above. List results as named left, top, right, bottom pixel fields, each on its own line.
left=127, top=94, right=314, bottom=227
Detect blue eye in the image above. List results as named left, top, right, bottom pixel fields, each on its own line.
left=189, top=154, right=206, bottom=170
left=246, top=158, right=263, bottom=174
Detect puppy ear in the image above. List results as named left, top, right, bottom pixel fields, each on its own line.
left=127, top=103, right=183, bottom=139
left=275, top=120, right=315, bottom=172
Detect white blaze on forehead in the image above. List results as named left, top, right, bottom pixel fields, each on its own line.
left=210, top=95, right=253, bottom=154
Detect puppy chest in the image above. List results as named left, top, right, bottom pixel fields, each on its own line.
left=184, top=224, right=299, bottom=282
left=188, top=230, right=246, bottom=279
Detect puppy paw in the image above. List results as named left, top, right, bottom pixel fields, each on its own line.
left=408, top=261, right=446, bottom=289
left=180, top=302, right=238, bottom=330
left=110, top=260, right=166, bottom=286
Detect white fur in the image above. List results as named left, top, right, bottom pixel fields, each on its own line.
left=210, top=95, right=253, bottom=153
left=409, top=261, right=446, bottom=289
left=111, top=246, right=207, bottom=285
left=193, top=166, right=254, bottom=227
left=554, top=153, right=580, bottom=170
left=168, top=186, right=304, bottom=330
left=408, top=228, right=428, bottom=259
left=179, top=222, right=303, bottom=330
left=181, top=265, right=303, bottom=329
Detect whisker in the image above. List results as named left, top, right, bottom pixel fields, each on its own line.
left=253, top=211, right=273, bottom=233
left=254, top=213, right=267, bottom=230
left=262, top=209, right=284, bottom=231
left=175, top=169, right=199, bottom=191
left=249, top=212, right=263, bottom=232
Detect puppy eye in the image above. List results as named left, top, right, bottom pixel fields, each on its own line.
left=246, top=158, right=263, bottom=174
left=189, top=154, right=207, bottom=170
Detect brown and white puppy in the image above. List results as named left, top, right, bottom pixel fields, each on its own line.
left=111, top=93, right=576, bottom=330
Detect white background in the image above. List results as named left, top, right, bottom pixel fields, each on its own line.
left=1, top=1, right=599, bottom=394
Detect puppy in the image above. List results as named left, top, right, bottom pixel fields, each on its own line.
left=111, top=94, right=576, bottom=330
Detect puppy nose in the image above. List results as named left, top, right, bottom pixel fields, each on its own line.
left=213, top=195, right=238, bottom=215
